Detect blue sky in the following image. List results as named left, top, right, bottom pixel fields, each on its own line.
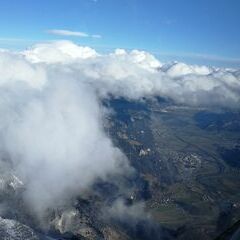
left=0, top=0, right=240, bottom=67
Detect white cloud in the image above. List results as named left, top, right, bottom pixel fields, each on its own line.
left=0, top=47, right=130, bottom=216
left=47, top=29, right=89, bottom=37
left=0, top=50, right=46, bottom=87
left=47, top=29, right=102, bottom=39
left=23, top=40, right=98, bottom=63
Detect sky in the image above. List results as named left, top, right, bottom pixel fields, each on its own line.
left=0, top=0, right=240, bottom=67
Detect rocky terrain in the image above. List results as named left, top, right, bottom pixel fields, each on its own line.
left=0, top=96, right=239, bottom=240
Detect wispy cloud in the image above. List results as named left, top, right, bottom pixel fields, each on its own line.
left=47, top=29, right=102, bottom=39
left=47, top=29, right=89, bottom=37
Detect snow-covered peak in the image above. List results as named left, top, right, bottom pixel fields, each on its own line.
left=163, top=62, right=212, bottom=77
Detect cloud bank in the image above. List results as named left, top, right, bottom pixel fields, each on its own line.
left=0, top=40, right=239, bottom=215
left=22, top=40, right=240, bottom=108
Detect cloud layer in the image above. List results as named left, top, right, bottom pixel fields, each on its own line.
left=0, top=40, right=239, bottom=215
left=22, top=40, right=240, bottom=108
